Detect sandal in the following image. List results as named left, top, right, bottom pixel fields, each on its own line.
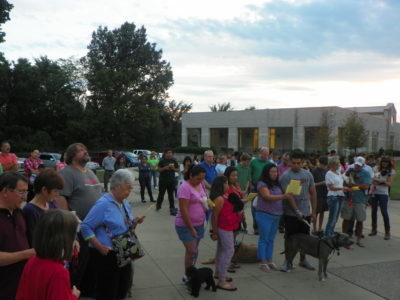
left=267, top=262, right=279, bottom=270
left=259, top=264, right=271, bottom=272
left=230, top=263, right=240, bottom=269
left=356, top=242, right=365, bottom=247
left=214, top=276, right=233, bottom=282
left=217, top=282, right=237, bottom=291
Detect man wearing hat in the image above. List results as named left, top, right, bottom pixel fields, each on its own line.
left=342, top=157, right=371, bottom=247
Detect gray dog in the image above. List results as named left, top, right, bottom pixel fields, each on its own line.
left=284, top=232, right=353, bottom=281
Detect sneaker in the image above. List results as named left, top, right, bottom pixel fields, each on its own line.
left=280, top=261, right=292, bottom=272
left=182, top=275, right=188, bottom=283
left=299, top=259, right=315, bottom=271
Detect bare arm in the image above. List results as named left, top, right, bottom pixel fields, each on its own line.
left=87, top=237, right=111, bottom=256
left=0, top=249, right=35, bottom=267
left=211, top=196, right=224, bottom=240
left=54, top=195, right=69, bottom=210
left=309, top=186, right=317, bottom=216
left=4, top=163, right=18, bottom=172
left=203, top=180, right=211, bottom=190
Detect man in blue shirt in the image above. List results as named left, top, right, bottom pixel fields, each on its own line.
left=199, top=150, right=217, bottom=191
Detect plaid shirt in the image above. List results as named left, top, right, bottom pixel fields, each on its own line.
left=23, top=157, right=43, bottom=178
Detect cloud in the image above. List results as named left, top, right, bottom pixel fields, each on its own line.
left=165, top=0, right=400, bottom=60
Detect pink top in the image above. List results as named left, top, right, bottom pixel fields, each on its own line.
left=23, top=157, right=43, bottom=178
left=0, top=153, right=18, bottom=171
left=56, top=162, right=66, bottom=170
left=175, top=181, right=206, bottom=227
left=218, top=194, right=242, bottom=231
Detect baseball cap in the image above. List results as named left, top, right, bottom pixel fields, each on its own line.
left=354, top=156, right=365, bottom=167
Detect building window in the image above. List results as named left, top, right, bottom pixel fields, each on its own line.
left=210, top=128, right=228, bottom=152
left=187, top=128, right=201, bottom=147
left=238, top=128, right=258, bottom=153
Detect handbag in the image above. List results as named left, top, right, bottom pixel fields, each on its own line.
left=109, top=202, right=145, bottom=268
left=111, top=229, right=145, bottom=268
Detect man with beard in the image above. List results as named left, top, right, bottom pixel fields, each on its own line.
left=55, top=143, right=102, bottom=297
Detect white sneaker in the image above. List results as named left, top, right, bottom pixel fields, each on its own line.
left=280, top=261, right=292, bottom=272
left=299, top=259, right=315, bottom=271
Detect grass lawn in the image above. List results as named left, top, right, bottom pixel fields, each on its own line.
left=96, top=169, right=104, bottom=183
left=390, top=161, right=400, bottom=200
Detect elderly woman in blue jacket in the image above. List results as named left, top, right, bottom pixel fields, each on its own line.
left=81, top=169, right=145, bottom=300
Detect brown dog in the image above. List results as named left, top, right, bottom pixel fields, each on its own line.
left=231, top=243, right=258, bottom=263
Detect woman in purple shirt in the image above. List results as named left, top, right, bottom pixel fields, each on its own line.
left=256, top=164, right=299, bottom=272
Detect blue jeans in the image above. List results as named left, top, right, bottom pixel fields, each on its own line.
left=371, top=194, right=390, bottom=231
left=255, top=211, right=280, bottom=261
left=325, top=196, right=344, bottom=237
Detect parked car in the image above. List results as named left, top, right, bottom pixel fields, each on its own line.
left=39, top=153, right=61, bottom=168
left=86, top=161, right=100, bottom=172
left=132, top=149, right=151, bottom=158
left=123, top=152, right=139, bottom=167
left=17, top=157, right=25, bottom=173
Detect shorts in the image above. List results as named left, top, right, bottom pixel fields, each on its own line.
left=283, top=215, right=311, bottom=239
left=316, top=196, right=328, bottom=213
left=175, top=225, right=205, bottom=242
left=341, top=201, right=367, bottom=222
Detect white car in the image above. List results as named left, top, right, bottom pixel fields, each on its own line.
left=132, top=149, right=151, bottom=157
left=86, top=161, right=100, bottom=171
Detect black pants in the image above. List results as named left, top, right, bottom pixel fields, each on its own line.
left=156, top=179, right=175, bottom=209
left=139, top=176, right=154, bottom=201
left=90, top=249, right=132, bottom=300
left=104, top=170, right=114, bottom=192
left=284, top=215, right=311, bottom=261
left=70, top=233, right=96, bottom=297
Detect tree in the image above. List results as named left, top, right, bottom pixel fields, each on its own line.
left=209, top=102, right=234, bottom=112
left=244, top=106, right=256, bottom=110
left=0, top=56, right=85, bottom=151
left=0, top=0, right=13, bottom=43
left=342, top=111, right=368, bottom=153
left=317, top=111, right=334, bottom=152
left=82, top=22, right=174, bottom=149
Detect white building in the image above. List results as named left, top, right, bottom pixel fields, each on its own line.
left=181, top=103, right=400, bottom=154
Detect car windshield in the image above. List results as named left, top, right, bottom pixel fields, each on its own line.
left=53, top=154, right=61, bottom=160
left=124, top=152, right=136, bottom=158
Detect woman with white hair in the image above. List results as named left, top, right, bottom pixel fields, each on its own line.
left=81, top=169, right=145, bottom=300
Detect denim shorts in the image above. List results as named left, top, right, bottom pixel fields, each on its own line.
left=175, top=225, right=204, bottom=242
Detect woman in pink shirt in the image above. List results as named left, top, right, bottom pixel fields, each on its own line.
left=175, top=165, right=207, bottom=279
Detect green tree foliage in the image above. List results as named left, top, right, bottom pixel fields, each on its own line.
left=342, top=111, right=368, bottom=153
left=0, top=0, right=13, bottom=43
left=209, top=102, right=234, bottom=112
left=317, top=111, right=334, bottom=152
left=1, top=21, right=191, bottom=152
left=0, top=57, right=85, bottom=151
left=82, top=22, right=177, bottom=149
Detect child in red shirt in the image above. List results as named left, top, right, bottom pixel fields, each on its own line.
left=16, top=210, right=80, bottom=300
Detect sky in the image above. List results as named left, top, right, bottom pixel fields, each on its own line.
left=1, top=0, right=400, bottom=114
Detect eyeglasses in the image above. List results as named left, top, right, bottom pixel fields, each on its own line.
left=10, top=189, right=28, bottom=196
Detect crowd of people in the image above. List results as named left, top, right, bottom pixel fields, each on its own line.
left=0, top=139, right=397, bottom=299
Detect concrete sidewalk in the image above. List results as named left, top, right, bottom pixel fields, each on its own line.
left=86, top=186, right=400, bottom=300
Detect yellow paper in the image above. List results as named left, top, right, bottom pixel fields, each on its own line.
left=351, top=186, right=360, bottom=191
left=143, top=204, right=156, bottom=216
left=207, top=199, right=216, bottom=208
left=286, top=180, right=302, bottom=195
left=246, top=193, right=258, bottom=201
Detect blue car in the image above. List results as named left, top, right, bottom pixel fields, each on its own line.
left=123, top=152, right=139, bottom=167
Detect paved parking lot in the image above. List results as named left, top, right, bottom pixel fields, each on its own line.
left=84, top=177, right=400, bottom=300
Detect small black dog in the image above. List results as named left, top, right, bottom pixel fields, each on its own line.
left=185, top=265, right=217, bottom=297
